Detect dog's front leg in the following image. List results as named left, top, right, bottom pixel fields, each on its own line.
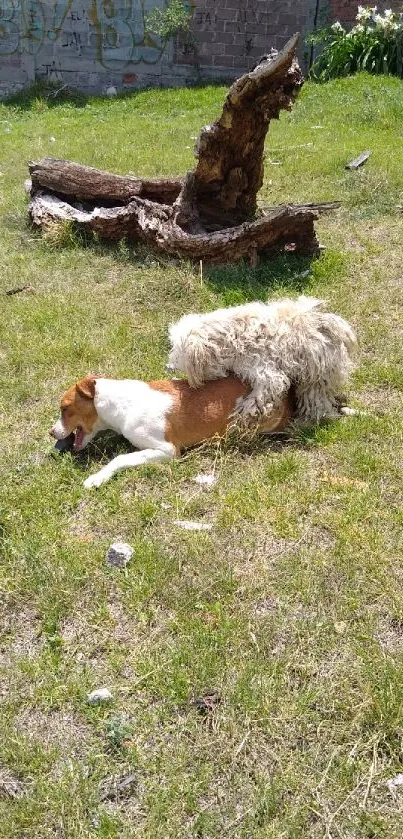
left=84, top=447, right=175, bottom=489
left=232, top=367, right=291, bottom=424
left=234, top=380, right=290, bottom=424
left=234, top=388, right=269, bottom=423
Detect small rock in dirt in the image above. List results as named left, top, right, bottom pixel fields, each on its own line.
left=174, top=520, right=212, bottom=531
left=193, top=690, right=221, bottom=716
left=87, top=687, right=113, bottom=704
left=387, top=773, right=403, bottom=794
left=106, top=542, right=133, bottom=568
left=0, top=767, right=25, bottom=799
left=100, top=772, right=138, bottom=801
left=193, top=473, right=216, bottom=488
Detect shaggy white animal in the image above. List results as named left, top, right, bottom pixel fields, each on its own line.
left=167, top=296, right=357, bottom=423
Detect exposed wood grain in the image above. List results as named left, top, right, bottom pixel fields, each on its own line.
left=176, top=34, right=303, bottom=230
left=29, top=191, right=320, bottom=264
left=28, top=159, right=182, bottom=204
left=345, top=151, right=371, bottom=170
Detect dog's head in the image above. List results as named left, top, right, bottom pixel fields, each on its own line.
left=167, top=314, right=224, bottom=388
left=50, top=375, right=99, bottom=451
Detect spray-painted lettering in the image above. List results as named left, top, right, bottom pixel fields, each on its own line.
left=0, top=0, right=168, bottom=65
left=91, top=0, right=165, bottom=67
left=0, top=0, right=73, bottom=54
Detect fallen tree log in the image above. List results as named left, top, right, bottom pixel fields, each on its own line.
left=28, top=158, right=182, bottom=205
left=27, top=34, right=338, bottom=264
left=30, top=191, right=333, bottom=263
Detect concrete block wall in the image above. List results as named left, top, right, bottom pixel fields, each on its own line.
left=0, top=0, right=393, bottom=99
left=330, top=0, right=402, bottom=23
left=175, top=1, right=315, bottom=78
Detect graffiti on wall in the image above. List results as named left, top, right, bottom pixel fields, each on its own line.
left=0, top=0, right=167, bottom=65
left=0, top=1, right=72, bottom=54
left=90, top=0, right=165, bottom=67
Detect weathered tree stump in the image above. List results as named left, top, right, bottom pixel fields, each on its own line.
left=27, top=34, right=338, bottom=265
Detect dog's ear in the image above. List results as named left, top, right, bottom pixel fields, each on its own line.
left=76, top=375, right=96, bottom=400
left=185, top=336, right=216, bottom=388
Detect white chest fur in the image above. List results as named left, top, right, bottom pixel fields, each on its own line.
left=94, top=378, right=173, bottom=447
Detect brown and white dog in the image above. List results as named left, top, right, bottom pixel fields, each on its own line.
left=50, top=375, right=292, bottom=489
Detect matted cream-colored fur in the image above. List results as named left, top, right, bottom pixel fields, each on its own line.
left=167, top=296, right=357, bottom=423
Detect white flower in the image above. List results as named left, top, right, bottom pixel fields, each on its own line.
left=351, top=23, right=365, bottom=34
left=331, top=21, right=345, bottom=34
left=374, top=9, right=398, bottom=30
left=356, top=5, right=373, bottom=23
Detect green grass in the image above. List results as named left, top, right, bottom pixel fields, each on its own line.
left=1, top=74, right=403, bottom=837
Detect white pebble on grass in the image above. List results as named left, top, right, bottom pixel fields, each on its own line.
left=387, top=773, right=403, bottom=794
left=87, top=687, right=113, bottom=704
left=193, top=473, right=216, bottom=488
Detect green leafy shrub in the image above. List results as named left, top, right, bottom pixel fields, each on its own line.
left=145, top=0, right=193, bottom=40
left=309, top=6, right=403, bottom=81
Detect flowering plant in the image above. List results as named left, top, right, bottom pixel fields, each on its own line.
left=308, top=6, right=403, bottom=80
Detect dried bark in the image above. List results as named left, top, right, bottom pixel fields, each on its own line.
left=30, top=191, right=324, bottom=263
left=178, top=32, right=303, bottom=230
left=27, top=34, right=338, bottom=264
left=28, top=158, right=182, bottom=205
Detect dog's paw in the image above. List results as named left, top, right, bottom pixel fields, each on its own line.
left=84, top=471, right=109, bottom=489
left=235, top=396, right=261, bottom=420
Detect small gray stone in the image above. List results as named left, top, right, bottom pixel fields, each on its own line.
left=87, top=687, right=113, bottom=704
left=106, top=542, right=133, bottom=568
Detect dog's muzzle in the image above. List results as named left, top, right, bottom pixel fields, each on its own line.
left=49, top=419, right=68, bottom=440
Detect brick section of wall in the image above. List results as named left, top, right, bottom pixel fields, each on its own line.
left=176, top=0, right=313, bottom=76
left=330, top=0, right=402, bottom=23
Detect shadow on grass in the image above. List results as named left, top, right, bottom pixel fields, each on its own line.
left=4, top=78, right=230, bottom=112
left=213, top=416, right=341, bottom=459
left=50, top=431, right=132, bottom=472
left=204, top=253, right=316, bottom=303
left=4, top=82, right=90, bottom=110
left=51, top=416, right=338, bottom=477
left=33, top=218, right=317, bottom=299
